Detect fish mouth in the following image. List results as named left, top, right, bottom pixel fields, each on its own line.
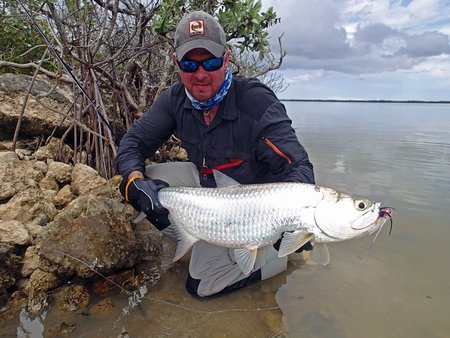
left=352, top=206, right=394, bottom=233
left=351, top=205, right=394, bottom=231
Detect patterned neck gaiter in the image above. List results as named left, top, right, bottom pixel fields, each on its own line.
left=185, top=68, right=233, bottom=111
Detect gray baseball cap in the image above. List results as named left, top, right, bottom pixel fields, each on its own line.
left=174, top=10, right=226, bottom=60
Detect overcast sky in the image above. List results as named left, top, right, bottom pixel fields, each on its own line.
left=262, top=0, right=450, bottom=100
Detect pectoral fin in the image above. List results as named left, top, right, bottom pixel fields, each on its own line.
left=310, top=243, right=330, bottom=266
left=234, top=248, right=258, bottom=275
left=277, top=231, right=315, bottom=257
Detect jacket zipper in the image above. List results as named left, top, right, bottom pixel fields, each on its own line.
left=262, top=137, right=292, bottom=164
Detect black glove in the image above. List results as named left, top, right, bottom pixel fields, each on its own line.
left=273, top=236, right=313, bottom=252
left=120, top=177, right=170, bottom=230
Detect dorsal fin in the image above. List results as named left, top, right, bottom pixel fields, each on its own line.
left=213, top=170, right=240, bottom=187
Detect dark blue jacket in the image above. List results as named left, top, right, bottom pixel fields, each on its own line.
left=115, top=76, right=314, bottom=187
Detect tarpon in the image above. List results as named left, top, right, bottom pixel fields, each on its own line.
left=152, top=171, right=393, bottom=274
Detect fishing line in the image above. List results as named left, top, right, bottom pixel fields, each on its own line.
left=48, top=249, right=281, bottom=315
left=368, top=208, right=394, bottom=251
left=368, top=223, right=385, bottom=252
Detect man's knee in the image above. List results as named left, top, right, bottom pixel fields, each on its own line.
left=185, top=273, right=202, bottom=297
left=185, top=270, right=262, bottom=298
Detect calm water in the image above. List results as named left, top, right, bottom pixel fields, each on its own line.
left=3, top=102, right=450, bottom=337
left=277, top=101, right=450, bottom=338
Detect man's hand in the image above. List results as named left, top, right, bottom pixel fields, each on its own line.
left=120, top=176, right=170, bottom=230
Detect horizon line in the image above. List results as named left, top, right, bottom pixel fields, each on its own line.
left=279, top=98, right=450, bottom=103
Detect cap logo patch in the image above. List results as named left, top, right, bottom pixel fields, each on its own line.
left=189, top=20, right=205, bottom=36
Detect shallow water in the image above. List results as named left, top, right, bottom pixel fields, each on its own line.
left=280, top=101, right=450, bottom=338
left=2, top=101, right=450, bottom=337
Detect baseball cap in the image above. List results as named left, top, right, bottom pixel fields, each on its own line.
left=174, top=10, right=226, bottom=60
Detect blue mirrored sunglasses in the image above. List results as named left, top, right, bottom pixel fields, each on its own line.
left=177, top=57, right=224, bottom=73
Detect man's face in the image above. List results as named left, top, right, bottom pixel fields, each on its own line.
left=174, top=48, right=230, bottom=102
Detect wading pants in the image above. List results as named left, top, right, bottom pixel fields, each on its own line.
left=145, top=162, right=288, bottom=297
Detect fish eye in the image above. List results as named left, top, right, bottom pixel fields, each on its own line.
left=354, top=199, right=372, bottom=211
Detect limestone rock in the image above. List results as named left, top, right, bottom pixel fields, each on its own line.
left=71, top=163, right=109, bottom=196
left=0, top=220, right=30, bottom=245
left=33, top=160, right=48, bottom=175
left=0, top=186, right=57, bottom=228
left=0, top=151, right=19, bottom=162
left=0, top=244, right=21, bottom=291
left=0, top=74, right=71, bottom=137
left=24, top=222, right=46, bottom=239
left=21, top=246, right=41, bottom=278
left=53, top=184, right=74, bottom=209
left=39, top=195, right=137, bottom=278
left=27, top=292, right=49, bottom=316
left=0, top=135, right=166, bottom=313
left=57, top=284, right=90, bottom=312
left=38, top=176, right=59, bottom=191
left=0, top=157, right=44, bottom=200
left=91, top=269, right=134, bottom=296
left=169, top=146, right=188, bottom=161
left=46, top=160, right=73, bottom=184
left=25, top=269, right=59, bottom=296
left=33, top=137, right=73, bottom=162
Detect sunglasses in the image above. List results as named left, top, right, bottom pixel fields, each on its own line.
left=177, top=57, right=224, bottom=73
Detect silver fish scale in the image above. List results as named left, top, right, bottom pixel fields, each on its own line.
left=159, top=182, right=322, bottom=248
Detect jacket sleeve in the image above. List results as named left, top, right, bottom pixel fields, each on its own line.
left=235, top=78, right=314, bottom=184
left=255, top=100, right=315, bottom=184
left=114, top=89, right=177, bottom=179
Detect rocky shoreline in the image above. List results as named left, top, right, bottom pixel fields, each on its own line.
left=0, top=72, right=190, bottom=332
left=0, top=136, right=179, bottom=324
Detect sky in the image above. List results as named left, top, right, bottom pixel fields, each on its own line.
left=262, top=0, right=450, bottom=100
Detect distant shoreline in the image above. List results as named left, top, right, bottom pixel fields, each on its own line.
left=279, top=99, right=450, bottom=104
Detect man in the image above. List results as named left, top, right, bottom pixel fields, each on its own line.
left=115, top=10, right=315, bottom=297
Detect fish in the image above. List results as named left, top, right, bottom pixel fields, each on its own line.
left=145, top=171, right=393, bottom=275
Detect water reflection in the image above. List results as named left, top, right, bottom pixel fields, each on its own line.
left=17, top=309, right=46, bottom=338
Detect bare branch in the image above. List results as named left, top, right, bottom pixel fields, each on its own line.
left=0, top=60, right=72, bottom=83
left=92, top=0, right=134, bottom=15
left=232, top=34, right=287, bottom=92
left=252, top=34, right=286, bottom=78
left=35, top=98, right=107, bottom=140
left=12, top=49, right=48, bottom=151
left=46, top=2, right=70, bottom=46
left=19, top=44, right=47, bottom=58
